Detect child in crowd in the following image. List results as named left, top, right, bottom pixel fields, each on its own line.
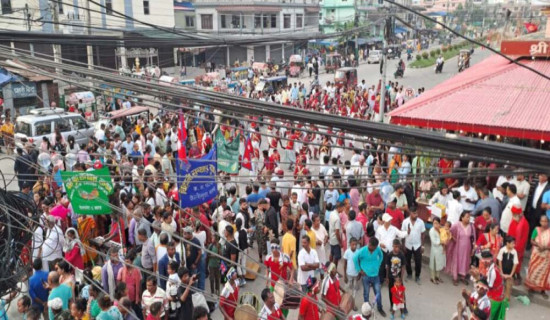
left=166, top=261, right=181, bottom=318
left=497, top=236, right=519, bottom=305
left=390, top=277, right=406, bottom=319
left=147, top=301, right=163, bottom=320
left=343, top=237, right=360, bottom=297
left=440, top=221, right=452, bottom=247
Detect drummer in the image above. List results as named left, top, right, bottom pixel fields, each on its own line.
left=264, top=240, right=294, bottom=288
left=298, top=276, right=321, bottom=320
left=220, top=267, right=240, bottom=320
left=259, top=287, right=286, bottom=320
left=264, top=240, right=294, bottom=318
left=320, top=262, right=342, bottom=318
left=349, top=302, right=374, bottom=320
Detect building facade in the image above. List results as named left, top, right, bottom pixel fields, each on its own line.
left=174, top=0, right=196, bottom=30
left=319, top=0, right=356, bottom=33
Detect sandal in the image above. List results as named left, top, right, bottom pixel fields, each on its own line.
left=430, top=279, right=437, bottom=284
left=542, top=291, right=549, bottom=299
left=453, top=279, right=459, bottom=286
left=436, top=278, right=444, bottom=284
left=462, top=278, right=470, bottom=286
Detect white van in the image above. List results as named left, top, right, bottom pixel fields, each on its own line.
left=367, top=50, right=382, bottom=64
left=14, top=108, right=94, bottom=149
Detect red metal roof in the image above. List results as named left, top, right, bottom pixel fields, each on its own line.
left=389, top=55, right=550, bottom=141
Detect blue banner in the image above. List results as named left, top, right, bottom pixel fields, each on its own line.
left=177, top=146, right=218, bottom=208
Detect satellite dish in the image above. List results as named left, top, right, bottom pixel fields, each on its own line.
left=38, top=153, right=51, bottom=171
left=65, top=153, right=77, bottom=170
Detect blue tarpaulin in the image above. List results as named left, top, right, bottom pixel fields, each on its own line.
left=394, top=26, right=408, bottom=34
left=0, top=69, right=15, bottom=86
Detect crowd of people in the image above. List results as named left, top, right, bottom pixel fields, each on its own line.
left=3, top=71, right=550, bottom=320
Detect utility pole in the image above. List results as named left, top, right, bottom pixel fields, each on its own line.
left=85, top=0, right=94, bottom=70
left=51, top=1, right=59, bottom=32
left=379, top=11, right=390, bottom=123
left=354, top=0, right=359, bottom=65
left=24, top=4, right=31, bottom=31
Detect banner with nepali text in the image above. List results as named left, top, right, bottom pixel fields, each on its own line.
left=61, top=167, right=113, bottom=215
left=177, top=145, right=218, bottom=208
left=215, top=130, right=240, bottom=173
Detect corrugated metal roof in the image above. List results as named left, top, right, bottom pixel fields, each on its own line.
left=389, top=55, right=550, bottom=141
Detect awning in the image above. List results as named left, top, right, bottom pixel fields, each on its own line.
left=305, top=7, right=320, bottom=12
left=394, top=26, right=408, bottom=34
left=389, top=55, right=550, bottom=141
left=107, top=106, right=150, bottom=120
left=0, top=69, right=15, bottom=86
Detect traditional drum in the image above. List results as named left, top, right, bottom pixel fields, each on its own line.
left=244, top=259, right=261, bottom=280
left=273, top=280, right=301, bottom=309
left=339, top=292, right=355, bottom=315
left=239, top=292, right=261, bottom=313
left=234, top=304, right=258, bottom=320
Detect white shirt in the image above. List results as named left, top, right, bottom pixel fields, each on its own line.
left=501, top=195, right=521, bottom=233
left=457, top=186, right=478, bottom=212
left=142, top=287, right=167, bottom=317
left=43, top=224, right=65, bottom=262
left=375, top=224, right=407, bottom=252
left=532, top=181, right=548, bottom=209
left=95, top=129, right=105, bottom=142
left=155, top=188, right=168, bottom=207
left=259, top=303, right=282, bottom=320
left=402, top=218, right=426, bottom=250
left=515, top=179, right=531, bottom=211
left=446, top=199, right=463, bottom=225
left=291, top=185, right=307, bottom=204
left=297, top=247, right=319, bottom=285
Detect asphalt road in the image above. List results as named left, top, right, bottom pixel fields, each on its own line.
left=5, top=48, right=548, bottom=319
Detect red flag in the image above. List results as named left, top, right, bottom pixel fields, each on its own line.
left=242, top=137, right=253, bottom=171
left=178, top=112, right=188, bottom=162
left=524, top=22, right=538, bottom=33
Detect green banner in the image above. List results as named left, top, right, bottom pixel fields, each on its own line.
left=215, top=130, right=240, bottom=173
left=61, top=167, right=114, bottom=215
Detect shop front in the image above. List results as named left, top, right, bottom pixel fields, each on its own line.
left=2, top=82, right=38, bottom=117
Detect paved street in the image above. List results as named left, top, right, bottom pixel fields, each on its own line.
left=4, top=47, right=546, bottom=320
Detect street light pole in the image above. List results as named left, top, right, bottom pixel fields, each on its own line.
left=379, top=11, right=390, bottom=123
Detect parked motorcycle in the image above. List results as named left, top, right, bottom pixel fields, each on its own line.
left=394, top=68, right=404, bottom=78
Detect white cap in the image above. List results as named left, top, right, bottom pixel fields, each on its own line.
left=362, top=301, right=373, bottom=317
left=382, top=213, right=393, bottom=223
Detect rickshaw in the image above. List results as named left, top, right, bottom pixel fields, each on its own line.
left=288, top=55, right=303, bottom=77
left=256, top=76, right=288, bottom=95
left=458, top=49, right=471, bottom=72
left=334, top=67, right=357, bottom=88
left=325, top=53, right=342, bottom=73
left=229, top=66, right=249, bottom=88
left=252, top=62, right=269, bottom=76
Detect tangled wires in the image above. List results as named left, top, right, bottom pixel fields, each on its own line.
left=0, top=186, right=39, bottom=297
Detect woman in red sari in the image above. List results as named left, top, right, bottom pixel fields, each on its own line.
left=524, top=215, right=550, bottom=298
left=63, top=227, right=85, bottom=270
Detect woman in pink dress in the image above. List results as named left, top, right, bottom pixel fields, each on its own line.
left=446, top=212, right=475, bottom=286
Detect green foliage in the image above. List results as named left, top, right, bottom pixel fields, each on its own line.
left=430, top=50, right=436, bottom=58
left=442, top=46, right=448, bottom=53
left=436, top=48, right=441, bottom=55
left=422, top=52, right=429, bottom=59
left=416, top=54, right=422, bottom=61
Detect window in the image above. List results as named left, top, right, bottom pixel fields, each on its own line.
left=221, top=14, right=227, bottom=28
left=58, top=2, right=64, bottom=14
left=296, top=14, right=303, bottom=28
left=185, top=16, right=194, bottom=27
left=15, top=121, right=31, bottom=137
left=254, top=14, right=261, bottom=28
left=35, top=121, right=52, bottom=136
left=283, top=14, right=291, bottom=28
left=1, top=0, right=12, bottom=15
left=201, top=14, right=213, bottom=29
left=54, top=118, right=71, bottom=133
left=232, top=15, right=241, bottom=28
left=105, top=0, right=113, bottom=15
left=263, top=15, right=268, bottom=28
left=270, top=14, right=277, bottom=28
left=70, top=117, right=89, bottom=130
left=143, top=0, right=150, bottom=15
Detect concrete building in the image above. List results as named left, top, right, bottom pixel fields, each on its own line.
left=193, top=0, right=320, bottom=66
left=174, top=0, right=196, bottom=30
left=0, top=0, right=175, bottom=33
left=319, top=0, right=356, bottom=33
